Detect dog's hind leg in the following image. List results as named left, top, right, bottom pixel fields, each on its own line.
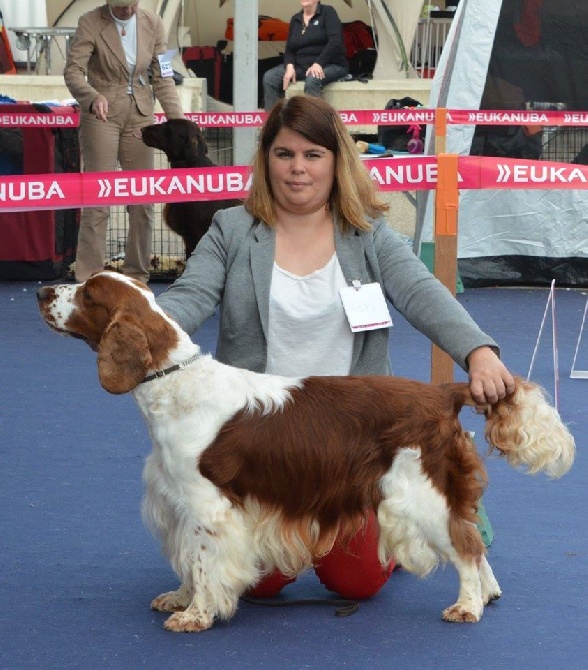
left=377, top=447, right=478, bottom=582
left=442, top=553, right=484, bottom=623
left=378, top=448, right=486, bottom=622
left=442, top=510, right=487, bottom=622
left=479, top=555, right=501, bottom=605
left=377, top=448, right=450, bottom=578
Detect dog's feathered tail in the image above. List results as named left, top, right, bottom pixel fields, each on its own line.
left=451, top=376, right=575, bottom=479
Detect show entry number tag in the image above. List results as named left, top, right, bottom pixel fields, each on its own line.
left=158, top=50, right=175, bottom=78
left=339, top=281, right=392, bottom=332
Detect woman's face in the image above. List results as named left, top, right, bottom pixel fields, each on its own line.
left=268, top=127, right=335, bottom=216
left=111, top=3, right=139, bottom=20
left=300, top=0, right=319, bottom=13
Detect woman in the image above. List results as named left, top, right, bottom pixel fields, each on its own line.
left=263, top=1, right=349, bottom=111
left=64, top=0, right=184, bottom=284
left=156, top=95, right=515, bottom=600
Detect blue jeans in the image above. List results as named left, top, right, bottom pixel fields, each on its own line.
left=262, top=63, right=349, bottom=111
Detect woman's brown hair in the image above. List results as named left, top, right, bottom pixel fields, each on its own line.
left=245, top=95, right=389, bottom=232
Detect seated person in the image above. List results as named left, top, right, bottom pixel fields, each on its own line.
left=263, top=1, right=348, bottom=111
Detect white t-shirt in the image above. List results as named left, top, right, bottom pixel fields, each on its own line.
left=110, top=10, right=137, bottom=93
left=265, top=253, right=354, bottom=377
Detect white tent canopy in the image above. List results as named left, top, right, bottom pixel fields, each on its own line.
left=416, top=0, right=588, bottom=287
left=41, top=0, right=425, bottom=161
left=42, top=0, right=424, bottom=80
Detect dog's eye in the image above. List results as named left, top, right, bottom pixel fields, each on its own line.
left=82, top=288, right=93, bottom=302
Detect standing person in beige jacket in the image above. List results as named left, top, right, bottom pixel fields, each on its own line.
left=64, top=0, right=184, bottom=283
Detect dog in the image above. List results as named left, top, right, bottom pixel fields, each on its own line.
left=141, top=119, right=240, bottom=257
left=37, top=272, right=575, bottom=632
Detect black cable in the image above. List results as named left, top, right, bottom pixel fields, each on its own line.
left=52, top=0, right=77, bottom=27
left=240, top=595, right=360, bottom=617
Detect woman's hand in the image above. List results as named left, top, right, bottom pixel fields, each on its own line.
left=466, top=346, right=516, bottom=405
left=282, top=65, right=296, bottom=91
left=306, top=63, right=325, bottom=79
left=91, top=95, right=109, bottom=122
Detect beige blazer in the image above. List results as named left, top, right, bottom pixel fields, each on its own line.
left=64, top=4, right=184, bottom=119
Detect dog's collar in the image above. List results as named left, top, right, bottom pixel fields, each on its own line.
left=141, top=352, right=201, bottom=384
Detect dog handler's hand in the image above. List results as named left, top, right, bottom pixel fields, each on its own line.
left=91, top=95, right=109, bottom=122
left=466, top=346, right=515, bottom=405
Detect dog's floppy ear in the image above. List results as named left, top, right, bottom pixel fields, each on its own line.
left=194, top=127, right=209, bottom=156
left=185, top=123, right=208, bottom=160
left=97, top=313, right=152, bottom=394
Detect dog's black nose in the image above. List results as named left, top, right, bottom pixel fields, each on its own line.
left=37, top=286, right=53, bottom=302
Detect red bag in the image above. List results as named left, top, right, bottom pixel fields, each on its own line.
left=182, top=47, right=222, bottom=99
left=342, top=21, right=375, bottom=59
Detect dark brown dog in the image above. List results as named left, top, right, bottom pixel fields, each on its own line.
left=141, top=119, right=240, bottom=257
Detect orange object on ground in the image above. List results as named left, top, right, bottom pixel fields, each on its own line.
left=225, top=16, right=290, bottom=42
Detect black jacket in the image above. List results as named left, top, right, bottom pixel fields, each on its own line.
left=283, top=3, right=348, bottom=76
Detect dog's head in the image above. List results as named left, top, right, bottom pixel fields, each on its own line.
left=141, top=119, right=211, bottom=167
left=37, top=272, right=179, bottom=394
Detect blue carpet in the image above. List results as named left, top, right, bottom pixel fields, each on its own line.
left=1, top=281, right=586, bottom=670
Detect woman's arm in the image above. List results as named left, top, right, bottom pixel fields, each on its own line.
left=372, top=221, right=495, bottom=366
left=156, top=212, right=232, bottom=334
left=372, top=221, right=514, bottom=401
left=64, top=15, right=101, bottom=113
left=315, top=5, right=345, bottom=67
left=283, top=16, right=298, bottom=68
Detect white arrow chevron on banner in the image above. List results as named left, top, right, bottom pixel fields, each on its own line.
left=497, top=164, right=511, bottom=182
left=98, top=180, right=112, bottom=197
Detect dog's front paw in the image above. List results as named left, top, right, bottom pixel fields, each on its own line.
left=442, top=602, right=482, bottom=623
left=151, top=588, right=191, bottom=613
left=164, top=610, right=213, bottom=633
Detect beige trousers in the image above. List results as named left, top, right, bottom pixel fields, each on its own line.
left=76, top=94, right=154, bottom=283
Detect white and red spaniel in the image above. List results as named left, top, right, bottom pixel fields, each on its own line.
left=37, top=271, right=575, bottom=632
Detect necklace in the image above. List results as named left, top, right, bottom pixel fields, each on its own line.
left=117, top=19, right=131, bottom=37
left=110, top=7, right=131, bottom=38
left=302, top=13, right=313, bottom=34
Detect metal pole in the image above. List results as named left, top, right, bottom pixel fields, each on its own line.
left=232, top=0, right=258, bottom=165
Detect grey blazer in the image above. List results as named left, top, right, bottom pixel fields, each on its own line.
left=157, top=206, right=498, bottom=375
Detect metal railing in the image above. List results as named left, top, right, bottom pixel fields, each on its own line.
left=411, top=18, right=453, bottom=78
